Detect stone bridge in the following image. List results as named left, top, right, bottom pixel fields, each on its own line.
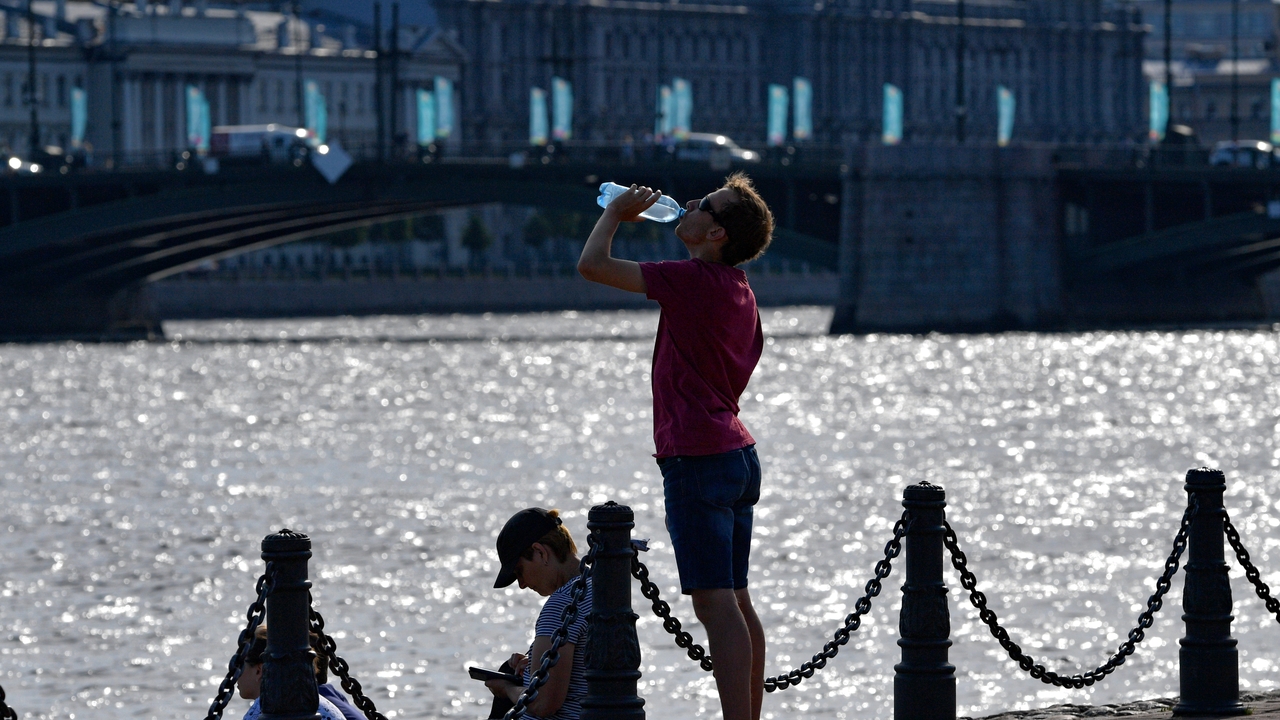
left=0, top=156, right=841, bottom=338
left=0, top=147, right=1277, bottom=339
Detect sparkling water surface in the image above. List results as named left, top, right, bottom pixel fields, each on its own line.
left=2, top=307, right=1279, bottom=720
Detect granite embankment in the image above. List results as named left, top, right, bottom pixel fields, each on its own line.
left=147, top=270, right=838, bottom=319
left=971, top=691, right=1280, bottom=720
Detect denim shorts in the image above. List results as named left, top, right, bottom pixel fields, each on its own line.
left=658, top=445, right=761, bottom=594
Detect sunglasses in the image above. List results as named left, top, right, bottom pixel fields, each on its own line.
left=698, top=195, right=723, bottom=224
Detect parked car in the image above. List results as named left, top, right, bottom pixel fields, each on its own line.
left=32, top=145, right=87, bottom=173
left=2, top=153, right=41, bottom=174
left=1208, top=140, right=1278, bottom=169
left=669, top=133, right=760, bottom=164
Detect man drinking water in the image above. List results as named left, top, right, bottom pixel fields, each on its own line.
left=577, top=173, right=775, bottom=720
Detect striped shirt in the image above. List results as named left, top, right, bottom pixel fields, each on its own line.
left=520, top=577, right=593, bottom=720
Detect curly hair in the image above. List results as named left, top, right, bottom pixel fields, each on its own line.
left=715, top=172, right=775, bottom=266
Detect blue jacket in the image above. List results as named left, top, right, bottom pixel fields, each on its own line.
left=319, top=683, right=367, bottom=720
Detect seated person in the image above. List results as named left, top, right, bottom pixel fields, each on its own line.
left=484, top=508, right=593, bottom=720
left=236, top=624, right=346, bottom=720
left=312, top=635, right=368, bottom=720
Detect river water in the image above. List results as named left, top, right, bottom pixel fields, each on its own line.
left=2, top=307, right=1278, bottom=720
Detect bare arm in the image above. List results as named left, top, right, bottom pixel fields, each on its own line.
left=499, top=638, right=576, bottom=716
left=577, top=185, right=661, bottom=294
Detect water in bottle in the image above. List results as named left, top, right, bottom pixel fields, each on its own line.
left=597, top=182, right=685, bottom=222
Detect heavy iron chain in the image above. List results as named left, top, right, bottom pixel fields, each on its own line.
left=764, top=512, right=911, bottom=692
left=1223, top=511, right=1280, bottom=626
left=205, top=563, right=278, bottom=720
left=629, top=512, right=912, bottom=692
left=943, top=496, right=1198, bottom=688
left=501, top=541, right=597, bottom=720
left=309, top=597, right=389, bottom=720
left=0, top=682, right=17, bottom=720
left=631, top=550, right=714, bottom=672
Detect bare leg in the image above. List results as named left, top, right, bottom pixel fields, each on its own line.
left=735, top=587, right=765, bottom=720
left=692, top=589, right=754, bottom=720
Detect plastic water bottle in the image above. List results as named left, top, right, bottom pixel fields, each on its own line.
left=597, top=182, right=685, bottom=222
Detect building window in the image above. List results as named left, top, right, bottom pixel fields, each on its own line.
left=276, top=79, right=284, bottom=112
left=1205, top=99, right=1217, bottom=119
left=1252, top=99, right=1264, bottom=120
left=357, top=83, right=365, bottom=114
left=56, top=75, right=65, bottom=107
left=4, top=74, right=11, bottom=107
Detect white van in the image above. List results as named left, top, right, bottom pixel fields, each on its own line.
left=209, top=124, right=312, bottom=164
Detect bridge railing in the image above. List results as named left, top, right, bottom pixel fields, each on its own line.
left=28, top=140, right=1241, bottom=179
left=64, top=139, right=853, bottom=176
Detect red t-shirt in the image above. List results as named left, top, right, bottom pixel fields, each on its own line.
left=639, top=259, right=762, bottom=458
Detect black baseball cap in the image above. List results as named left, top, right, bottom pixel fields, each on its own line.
left=494, top=508, right=562, bottom=588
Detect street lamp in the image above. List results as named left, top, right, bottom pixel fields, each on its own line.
left=1163, top=0, right=1172, bottom=106
left=25, top=0, right=39, bottom=156
left=1230, top=0, right=1239, bottom=143
left=955, top=0, right=966, bottom=143
left=293, top=1, right=304, bottom=130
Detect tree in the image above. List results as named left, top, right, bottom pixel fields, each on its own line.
left=325, top=226, right=365, bottom=248
left=414, top=214, right=447, bottom=241
left=461, top=213, right=493, bottom=267
left=523, top=213, right=551, bottom=248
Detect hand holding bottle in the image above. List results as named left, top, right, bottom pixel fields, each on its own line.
left=598, top=182, right=685, bottom=222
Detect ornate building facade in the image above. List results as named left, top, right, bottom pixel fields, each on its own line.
left=436, top=0, right=1148, bottom=147
left=0, top=1, right=463, bottom=161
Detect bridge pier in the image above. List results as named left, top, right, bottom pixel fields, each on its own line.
left=0, top=285, right=161, bottom=340
left=831, top=146, right=1280, bottom=333
left=831, top=145, right=1060, bottom=334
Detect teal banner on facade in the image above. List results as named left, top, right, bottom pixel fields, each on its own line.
left=200, top=93, right=210, bottom=154
left=882, top=83, right=902, bottom=145
left=185, top=85, right=209, bottom=153
left=655, top=84, right=672, bottom=138
left=1149, top=81, right=1168, bottom=143
left=530, top=87, right=548, bottom=146
left=551, top=77, right=573, bottom=141
left=70, top=86, right=86, bottom=148
left=417, top=89, right=435, bottom=146
left=792, top=77, right=812, bottom=141
left=672, top=77, right=692, bottom=140
left=1271, top=78, right=1280, bottom=145
left=767, top=84, right=788, bottom=147
left=434, top=77, right=454, bottom=138
left=997, top=85, right=1015, bottom=147
left=304, top=80, right=327, bottom=144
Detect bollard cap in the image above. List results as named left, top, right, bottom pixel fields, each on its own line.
left=903, top=481, right=945, bottom=502
left=589, top=501, right=633, bottom=518
left=587, top=500, right=635, bottom=531
left=1185, top=467, right=1226, bottom=487
left=262, top=528, right=311, bottom=554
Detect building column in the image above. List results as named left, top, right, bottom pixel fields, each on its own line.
left=216, top=76, right=227, bottom=126
left=174, top=77, right=186, bottom=149
left=152, top=75, right=164, bottom=155
left=122, top=74, right=139, bottom=155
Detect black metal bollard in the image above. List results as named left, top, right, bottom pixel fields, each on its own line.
left=581, top=502, right=645, bottom=720
left=1174, top=469, right=1245, bottom=716
left=260, top=529, right=322, bottom=720
left=894, top=481, right=956, bottom=720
